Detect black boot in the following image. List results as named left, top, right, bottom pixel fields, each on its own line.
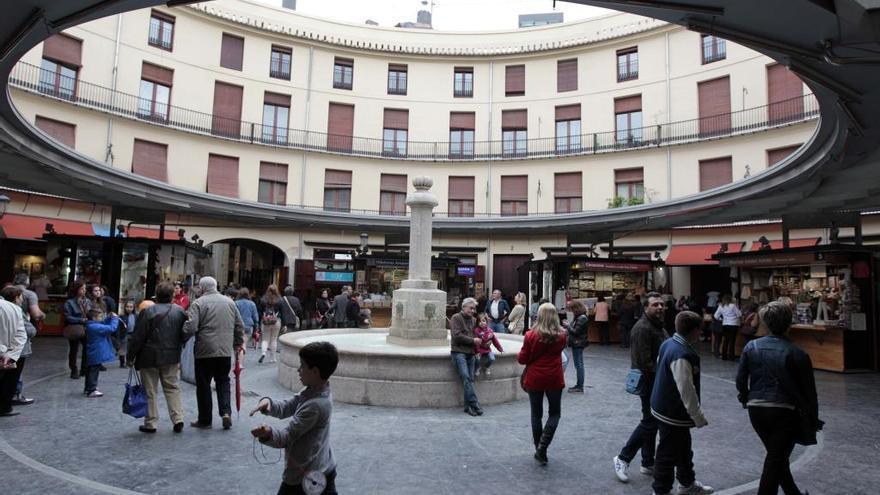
left=534, top=446, right=548, bottom=465
left=70, top=368, right=78, bottom=380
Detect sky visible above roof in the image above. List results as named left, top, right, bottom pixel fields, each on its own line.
left=254, top=0, right=613, bottom=30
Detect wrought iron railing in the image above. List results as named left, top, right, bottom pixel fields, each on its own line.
left=9, top=61, right=819, bottom=162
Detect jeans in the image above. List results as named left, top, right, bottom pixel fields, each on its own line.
left=277, top=469, right=337, bottom=495
left=721, top=325, right=738, bottom=360
left=618, top=374, right=657, bottom=467
left=261, top=322, right=281, bottom=360
left=652, top=422, right=696, bottom=494
left=570, top=346, right=584, bottom=388
left=451, top=352, right=479, bottom=409
left=194, top=357, right=232, bottom=424
left=478, top=352, right=495, bottom=369
left=749, top=407, right=802, bottom=495
left=13, top=356, right=26, bottom=396
left=528, top=389, right=562, bottom=449
left=489, top=321, right=507, bottom=334
left=84, top=365, right=101, bottom=394
left=141, top=364, right=184, bottom=429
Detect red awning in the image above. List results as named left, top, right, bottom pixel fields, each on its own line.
left=749, top=238, right=819, bottom=251
left=0, top=213, right=94, bottom=240
left=666, top=242, right=745, bottom=266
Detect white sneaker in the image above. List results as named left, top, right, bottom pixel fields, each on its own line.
left=613, top=456, right=630, bottom=483
left=676, top=481, right=714, bottom=494
left=640, top=465, right=654, bottom=475
left=484, top=368, right=492, bottom=377
left=87, top=390, right=104, bottom=398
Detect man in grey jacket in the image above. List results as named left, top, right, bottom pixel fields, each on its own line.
left=330, top=286, right=350, bottom=328
left=184, top=276, right=245, bottom=430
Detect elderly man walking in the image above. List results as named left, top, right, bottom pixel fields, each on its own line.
left=450, top=297, right=483, bottom=416
left=184, top=276, right=245, bottom=430
left=0, top=287, right=28, bottom=417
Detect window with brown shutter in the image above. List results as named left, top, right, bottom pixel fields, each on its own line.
left=615, top=167, right=645, bottom=202
left=324, top=169, right=352, bottom=212
left=270, top=45, right=292, bottom=80
left=449, top=112, right=475, bottom=158
left=383, top=109, right=408, bottom=156
left=388, top=64, right=407, bottom=95
left=448, top=176, right=475, bottom=217
left=767, top=64, right=804, bottom=122
left=327, top=103, right=354, bottom=151
left=35, top=115, right=75, bottom=148
left=380, top=174, right=407, bottom=216
left=262, top=92, right=291, bottom=144
left=258, top=161, right=288, bottom=205
left=207, top=154, right=239, bottom=198
left=502, top=110, right=528, bottom=157
left=132, top=139, right=168, bottom=182
left=614, top=95, right=643, bottom=144
left=500, top=175, right=528, bottom=216
left=505, top=65, right=525, bottom=96
left=220, top=33, right=244, bottom=71
left=557, top=59, right=577, bottom=92
left=555, top=104, right=581, bottom=154
left=148, top=10, right=174, bottom=51
left=699, top=157, right=733, bottom=191
left=767, top=144, right=801, bottom=167
left=333, top=57, right=354, bottom=90
left=211, top=81, right=243, bottom=137
left=43, top=34, right=82, bottom=67
left=617, top=47, right=638, bottom=82
left=698, top=76, right=731, bottom=135
left=454, top=67, right=473, bottom=97
left=38, top=58, right=78, bottom=100
left=139, top=62, right=173, bottom=121
left=554, top=172, right=582, bottom=213
left=141, top=62, right=173, bottom=86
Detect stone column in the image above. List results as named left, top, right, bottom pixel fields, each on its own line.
left=386, top=176, right=449, bottom=347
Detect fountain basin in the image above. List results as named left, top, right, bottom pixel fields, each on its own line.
left=278, top=328, right=527, bottom=408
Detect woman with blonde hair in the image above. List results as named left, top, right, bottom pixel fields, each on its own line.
left=257, top=285, right=283, bottom=364
left=507, top=292, right=527, bottom=335
left=517, top=302, right=567, bottom=465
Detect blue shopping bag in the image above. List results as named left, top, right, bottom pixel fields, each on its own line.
left=122, top=368, right=148, bottom=418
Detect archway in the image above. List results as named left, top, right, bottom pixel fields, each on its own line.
left=206, top=238, right=288, bottom=298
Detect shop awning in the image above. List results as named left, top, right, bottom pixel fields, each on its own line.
left=749, top=238, right=820, bottom=251
left=0, top=213, right=94, bottom=240
left=666, top=242, right=745, bottom=266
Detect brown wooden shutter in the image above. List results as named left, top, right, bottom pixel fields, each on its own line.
left=767, top=144, right=801, bottom=166
left=388, top=63, right=407, bottom=72
left=767, top=63, right=804, bottom=121
left=220, top=33, right=244, bottom=70
left=264, top=91, right=291, bottom=107
left=335, top=57, right=353, bottom=67
left=614, top=95, right=642, bottom=114
left=324, top=169, right=352, bottom=187
left=505, top=65, right=525, bottom=95
left=501, top=109, right=527, bottom=129
left=615, top=168, right=644, bottom=183
left=699, top=157, right=733, bottom=191
left=448, top=176, right=475, bottom=200
left=501, top=175, right=528, bottom=200
left=555, top=104, right=580, bottom=121
left=698, top=76, right=731, bottom=134
left=555, top=172, right=581, bottom=198
left=272, top=44, right=292, bottom=55
left=557, top=59, right=577, bottom=92
left=35, top=116, right=75, bottom=147
left=207, top=154, right=239, bottom=198
left=327, top=103, right=354, bottom=150
left=43, top=34, right=82, bottom=67
left=132, top=139, right=168, bottom=182
left=383, top=109, right=409, bottom=130
left=212, top=81, right=243, bottom=135
left=380, top=174, right=408, bottom=193
left=259, top=162, right=288, bottom=182
left=141, top=62, right=174, bottom=86
left=449, top=112, right=475, bottom=130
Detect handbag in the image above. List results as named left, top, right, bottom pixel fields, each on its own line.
left=624, top=368, right=643, bottom=395
left=63, top=324, right=85, bottom=340
left=122, top=368, right=148, bottom=419
left=282, top=297, right=300, bottom=330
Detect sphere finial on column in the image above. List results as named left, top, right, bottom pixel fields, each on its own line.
left=412, top=176, right=433, bottom=191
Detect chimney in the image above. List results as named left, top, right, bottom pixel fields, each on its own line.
left=282, top=0, right=296, bottom=10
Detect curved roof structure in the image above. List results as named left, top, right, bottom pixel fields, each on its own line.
left=0, top=0, right=874, bottom=240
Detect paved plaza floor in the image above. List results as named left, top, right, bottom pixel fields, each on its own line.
left=1, top=337, right=878, bottom=494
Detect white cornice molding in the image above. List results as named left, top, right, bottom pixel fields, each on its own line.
left=184, top=1, right=670, bottom=57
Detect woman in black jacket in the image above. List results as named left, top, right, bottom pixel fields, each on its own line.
left=736, top=301, right=821, bottom=495
left=566, top=300, right=589, bottom=393
left=315, top=288, right=331, bottom=328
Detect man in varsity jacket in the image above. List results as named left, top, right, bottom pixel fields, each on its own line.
left=649, top=311, right=714, bottom=495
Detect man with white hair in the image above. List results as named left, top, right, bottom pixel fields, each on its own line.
left=449, top=297, right=483, bottom=416
left=0, top=286, right=27, bottom=417
left=184, top=276, right=245, bottom=430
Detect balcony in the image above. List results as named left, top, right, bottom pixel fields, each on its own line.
left=8, top=61, right=819, bottom=163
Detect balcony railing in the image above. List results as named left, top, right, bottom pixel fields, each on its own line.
left=9, top=61, right=820, bottom=162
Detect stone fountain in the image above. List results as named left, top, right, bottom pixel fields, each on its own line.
left=277, top=177, right=526, bottom=407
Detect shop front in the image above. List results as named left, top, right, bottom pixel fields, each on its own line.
left=716, top=245, right=877, bottom=372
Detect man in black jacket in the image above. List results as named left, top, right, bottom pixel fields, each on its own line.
left=127, top=282, right=190, bottom=434
left=614, top=292, right=668, bottom=483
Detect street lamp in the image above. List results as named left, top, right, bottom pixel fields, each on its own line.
left=0, top=194, right=9, bottom=219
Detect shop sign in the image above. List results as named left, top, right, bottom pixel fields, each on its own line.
left=722, top=252, right=818, bottom=267
left=316, top=271, right=354, bottom=282
left=573, top=260, right=651, bottom=272
left=367, top=258, right=409, bottom=268
left=457, top=266, right=476, bottom=276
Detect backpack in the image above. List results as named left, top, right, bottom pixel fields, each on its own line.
left=262, top=309, right=279, bottom=326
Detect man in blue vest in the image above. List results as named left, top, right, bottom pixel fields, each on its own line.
left=649, top=310, right=714, bottom=495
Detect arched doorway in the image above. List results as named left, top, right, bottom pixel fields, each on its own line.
left=207, top=238, right=288, bottom=297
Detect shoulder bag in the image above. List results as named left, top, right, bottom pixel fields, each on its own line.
left=624, top=368, right=643, bottom=395
left=282, top=297, right=300, bottom=331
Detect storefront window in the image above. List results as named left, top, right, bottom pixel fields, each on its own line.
left=74, top=242, right=103, bottom=286
left=119, top=244, right=148, bottom=305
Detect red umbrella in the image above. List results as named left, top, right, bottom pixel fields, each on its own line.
left=233, top=350, right=242, bottom=418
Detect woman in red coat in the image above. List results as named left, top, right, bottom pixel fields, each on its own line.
left=518, top=302, right=567, bottom=465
